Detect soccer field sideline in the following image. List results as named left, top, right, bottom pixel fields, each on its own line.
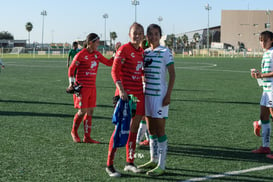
left=181, top=164, right=273, bottom=182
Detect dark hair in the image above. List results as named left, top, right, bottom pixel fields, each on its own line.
left=260, top=31, right=273, bottom=45
left=141, top=39, right=149, bottom=49
left=147, top=24, right=162, bottom=37
left=129, top=22, right=144, bottom=34
left=72, top=41, right=78, bottom=46
left=86, top=33, right=100, bottom=45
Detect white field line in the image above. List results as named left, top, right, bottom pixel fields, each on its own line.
left=175, top=62, right=249, bottom=73
left=181, top=165, right=273, bottom=182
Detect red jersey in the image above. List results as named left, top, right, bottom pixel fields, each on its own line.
left=112, top=42, right=144, bottom=95
left=68, top=48, right=113, bottom=88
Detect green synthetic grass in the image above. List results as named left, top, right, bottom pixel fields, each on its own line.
left=1, top=56, right=273, bottom=181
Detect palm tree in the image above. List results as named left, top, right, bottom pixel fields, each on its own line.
left=0, top=31, right=14, bottom=40
left=182, top=34, right=188, bottom=48
left=165, top=34, right=176, bottom=50
left=110, top=32, right=117, bottom=49
left=25, top=22, right=33, bottom=45
left=193, top=33, right=201, bottom=43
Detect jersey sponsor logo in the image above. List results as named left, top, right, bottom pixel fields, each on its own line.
left=86, top=72, right=97, bottom=76
left=90, top=61, right=97, bottom=69
left=132, top=75, right=141, bottom=80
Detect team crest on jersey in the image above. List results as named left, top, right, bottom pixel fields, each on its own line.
left=144, top=59, right=153, bottom=67
left=131, top=52, right=135, bottom=58
left=84, top=56, right=88, bottom=60
left=75, top=61, right=80, bottom=66
left=95, top=54, right=98, bottom=59
left=121, top=58, right=125, bottom=64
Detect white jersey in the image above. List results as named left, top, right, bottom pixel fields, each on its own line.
left=144, top=46, right=174, bottom=96
left=261, top=47, right=273, bottom=92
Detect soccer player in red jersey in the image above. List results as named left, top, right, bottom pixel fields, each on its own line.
left=67, top=33, right=114, bottom=144
left=106, top=23, right=145, bottom=177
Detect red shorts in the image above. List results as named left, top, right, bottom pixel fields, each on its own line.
left=73, top=87, right=96, bottom=109
left=134, top=93, right=145, bottom=116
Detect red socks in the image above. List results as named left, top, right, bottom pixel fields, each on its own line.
left=107, top=130, right=117, bottom=166
left=72, top=113, right=83, bottom=133
left=83, top=115, right=92, bottom=138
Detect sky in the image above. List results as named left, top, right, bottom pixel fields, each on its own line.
left=1, top=0, right=272, bottom=45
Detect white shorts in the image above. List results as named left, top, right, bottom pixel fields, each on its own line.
left=145, top=95, right=169, bottom=118
left=260, top=91, right=273, bottom=108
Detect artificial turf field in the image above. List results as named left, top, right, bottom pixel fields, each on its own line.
left=1, top=56, right=273, bottom=182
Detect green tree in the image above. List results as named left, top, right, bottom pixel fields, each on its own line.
left=25, top=22, right=33, bottom=44
left=165, top=34, right=176, bottom=50
left=182, top=34, right=188, bottom=48
left=176, top=36, right=183, bottom=49
left=110, top=32, right=117, bottom=49
left=193, top=33, right=200, bottom=42
left=0, top=31, right=14, bottom=40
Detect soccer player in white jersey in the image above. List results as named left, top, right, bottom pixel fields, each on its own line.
left=251, top=31, right=273, bottom=157
left=138, top=24, right=175, bottom=176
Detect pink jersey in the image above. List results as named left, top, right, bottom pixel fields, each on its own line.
left=68, top=48, right=113, bottom=88
left=112, top=42, right=144, bottom=96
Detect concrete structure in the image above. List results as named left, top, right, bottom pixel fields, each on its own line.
left=221, top=10, right=273, bottom=51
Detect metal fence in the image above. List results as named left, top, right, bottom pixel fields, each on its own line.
left=0, top=47, right=264, bottom=58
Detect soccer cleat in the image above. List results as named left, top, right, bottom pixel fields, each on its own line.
left=124, top=163, right=142, bottom=173
left=71, top=131, right=81, bottom=143
left=138, top=161, right=157, bottom=170
left=266, top=154, right=273, bottom=159
left=139, top=140, right=149, bottom=146
left=83, top=137, right=100, bottom=144
left=106, top=165, right=121, bottom=177
left=252, top=146, right=271, bottom=154
left=253, top=121, right=261, bottom=137
left=146, top=166, right=165, bottom=176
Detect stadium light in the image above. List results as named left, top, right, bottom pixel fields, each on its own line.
left=158, top=16, right=163, bottom=26
left=41, top=10, right=47, bottom=49
left=131, top=0, right=140, bottom=22
left=103, top=13, right=109, bottom=54
left=266, top=9, right=271, bottom=30
left=205, top=3, right=211, bottom=56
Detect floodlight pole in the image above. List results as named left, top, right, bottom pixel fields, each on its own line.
left=205, top=4, right=211, bottom=56
left=131, top=0, right=140, bottom=22
left=266, top=9, right=271, bottom=30
left=158, top=16, right=163, bottom=26
left=103, top=13, right=109, bottom=55
left=41, top=10, right=47, bottom=49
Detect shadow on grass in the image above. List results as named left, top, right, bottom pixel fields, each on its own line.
left=0, top=99, right=72, bottom=106
left=158, top=143, right=273, bottom=181
left=0, top=99, right=113, bottom=108
left=0, top=111, right=111, bottom=120
left=172, top=98, right=258, bottom=106
left=167, top=167, right=273, bottom=182
left=166, top=143, right=273, bottom=164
